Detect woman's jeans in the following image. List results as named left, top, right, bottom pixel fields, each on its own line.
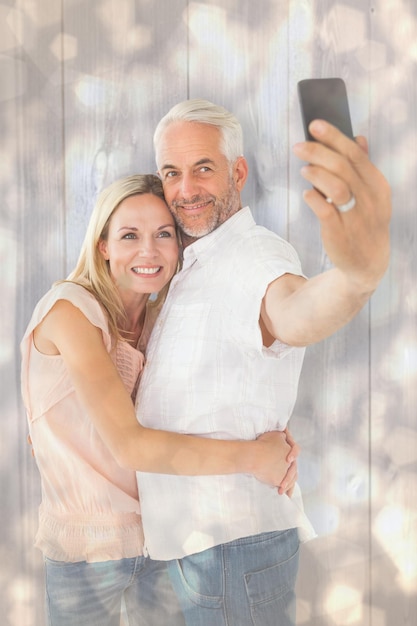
left=167, top=528, right=300, bottom=626
left=44, top=555, right=185, bottom=626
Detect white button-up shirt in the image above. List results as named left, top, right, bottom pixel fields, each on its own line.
left=136, top=207, right=315, bottom=560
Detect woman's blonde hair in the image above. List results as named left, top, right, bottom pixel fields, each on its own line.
left=65, top=174, right=175, bottom=341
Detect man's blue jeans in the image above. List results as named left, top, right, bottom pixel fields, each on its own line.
left=44, top=555, right=185, bottom=626
left=167, top=528, right=300, bottom=626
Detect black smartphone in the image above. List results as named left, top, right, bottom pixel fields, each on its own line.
left=297, top=78, right=354, bottom=140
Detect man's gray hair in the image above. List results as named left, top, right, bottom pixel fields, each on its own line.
left=154, top=99, right=244, bottom=165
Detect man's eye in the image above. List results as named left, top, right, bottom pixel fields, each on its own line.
left=165, top=171, right=178, bottom=179
left=197, top=166, right=213, bottom=176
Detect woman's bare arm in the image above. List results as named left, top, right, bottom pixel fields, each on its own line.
left=35, top=299, right=292, bottom=487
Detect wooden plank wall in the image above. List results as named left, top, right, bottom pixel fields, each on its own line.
left=1, top=0, right=416, bottom=624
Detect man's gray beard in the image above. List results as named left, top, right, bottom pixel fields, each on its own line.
left=173, top=179, right=240, bottom=239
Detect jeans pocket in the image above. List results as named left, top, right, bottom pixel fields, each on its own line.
left=244, top=540, right=299, bottom=626
left=169, top=549, right=224, bottom=610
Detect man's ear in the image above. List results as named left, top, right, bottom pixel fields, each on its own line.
left=98, top=239, right=109, bottom=261
left=234, top=156, right=249, bottom=191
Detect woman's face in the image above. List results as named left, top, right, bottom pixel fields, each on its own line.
left=99, top=193, right=179, bottom=297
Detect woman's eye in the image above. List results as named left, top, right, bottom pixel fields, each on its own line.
left=122, top=233, right=136, bottom=239
left=157, top=231, right=172, bottom=238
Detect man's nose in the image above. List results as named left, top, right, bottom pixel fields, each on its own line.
left=179, top=172, right=199, bottom=198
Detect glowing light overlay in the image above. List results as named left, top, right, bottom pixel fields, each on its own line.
left=1, top=1, right=416, bottom=625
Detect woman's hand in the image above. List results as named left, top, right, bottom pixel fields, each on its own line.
left=255, top=428, right=299, bottom=496
left=277, top=428, right=299, bottom=497
left=253, top=431, right=292, bottom=488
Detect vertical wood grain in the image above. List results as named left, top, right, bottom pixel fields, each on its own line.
left=368, top=1, right=417, bottom=624
left=186, top=1, right=292, bottom=237
left=288, top=2, right=373, bottom=624
left=61, top=0, right=189, bottom=272
left=1, top=1, right=66, bottom=623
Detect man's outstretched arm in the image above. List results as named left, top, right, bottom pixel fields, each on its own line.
left=261, top=119, right=391, bottom=347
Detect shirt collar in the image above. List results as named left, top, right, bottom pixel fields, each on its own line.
left=182, top=206, right=254, bottom=267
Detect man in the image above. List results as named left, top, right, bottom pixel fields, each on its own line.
left=135, top=99, right=391, bottom=625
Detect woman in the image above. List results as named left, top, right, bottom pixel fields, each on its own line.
left=21, top=174, right=296, bottom=626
